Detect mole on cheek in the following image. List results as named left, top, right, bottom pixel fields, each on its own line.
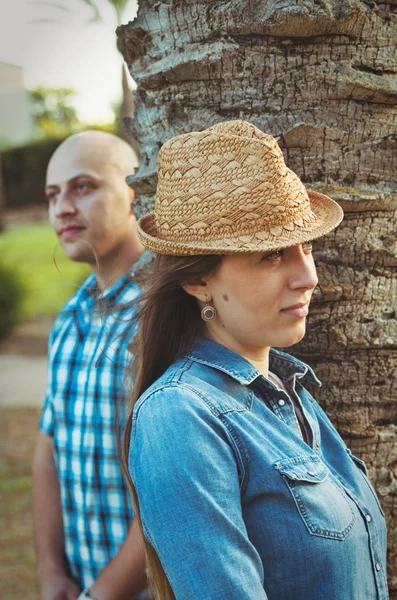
left=222, top=294, right=229, bottom=302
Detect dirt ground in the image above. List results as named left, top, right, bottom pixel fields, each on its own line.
left=0, top=407, right=41, bottom=600
left=0, top=316, right=52, bottom=411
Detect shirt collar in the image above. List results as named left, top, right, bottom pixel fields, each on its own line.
left=89, top=251, right=151, bottom=307
left=86, top=268, right=140, bottom=307
left=184, top=337, right=321, bottom=388
left=268, top=347, right=321, bottom=387
left=65, top=251, right=150, bottom=311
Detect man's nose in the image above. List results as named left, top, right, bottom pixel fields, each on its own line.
left=289, top=249, right=318, bottom=291
left=54, top=191, right=76, bottom=217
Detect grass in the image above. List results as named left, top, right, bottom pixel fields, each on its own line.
left=0, top=222, right=90, bottom=319
left=0, top=408, right=41, bottom=600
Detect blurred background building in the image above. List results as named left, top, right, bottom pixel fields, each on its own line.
left=0, top=62, right=34, bottom=147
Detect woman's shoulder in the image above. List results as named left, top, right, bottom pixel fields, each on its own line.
left=133, top=353, right=252, bottom=424
left=133, top=356, right=213, bottom=418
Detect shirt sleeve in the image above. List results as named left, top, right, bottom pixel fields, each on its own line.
left=130, top=385, right=268, bottom=600
left=39, top=329, right=57, bottom=437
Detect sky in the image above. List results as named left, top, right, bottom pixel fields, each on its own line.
left=0, top=0, right=139, bottom=122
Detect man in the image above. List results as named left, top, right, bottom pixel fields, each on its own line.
left=33, top=131, right=150, bottom=600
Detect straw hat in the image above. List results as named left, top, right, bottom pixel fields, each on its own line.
left=137, top=120, right=343, bottom=255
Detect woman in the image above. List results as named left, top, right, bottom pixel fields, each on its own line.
left=123, top=120, right=388, bottom=600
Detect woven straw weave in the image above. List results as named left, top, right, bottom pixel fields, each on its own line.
left=138, top=120, right=343, bottom=255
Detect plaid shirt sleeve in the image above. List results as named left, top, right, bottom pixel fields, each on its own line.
left=39, top=323, right=58, bottom=437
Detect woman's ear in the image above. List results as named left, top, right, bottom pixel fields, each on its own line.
left=181, top=282, right=209, bottom=303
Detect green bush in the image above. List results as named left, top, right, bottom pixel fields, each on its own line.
left=0, top=222, right=90, bottom=320
left=0, top=260, right=26, bottom=338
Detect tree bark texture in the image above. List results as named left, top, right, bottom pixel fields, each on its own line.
left=117, top=0, right=397, bottom=593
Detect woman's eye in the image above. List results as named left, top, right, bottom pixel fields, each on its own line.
left=261, top=250, right=283, bottom=262
left=302, top=241, right=313, bottom=252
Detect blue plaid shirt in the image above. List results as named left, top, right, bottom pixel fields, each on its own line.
left=40, top=270, right=140, bottom=589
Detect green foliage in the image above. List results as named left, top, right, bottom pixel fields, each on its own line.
left=0, top=260, right=26, bottom=338
left=1, top=136, right=63, bottom=209
left=28, top=85, right=79, bottom=138
left=0, top=223, right=90, bottom=320
left=84, top=121, right=119, bottom=135
left=32, top=2, right=134, bottom=132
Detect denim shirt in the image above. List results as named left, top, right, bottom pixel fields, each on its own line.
left=130, top=338, right=388, bottom=600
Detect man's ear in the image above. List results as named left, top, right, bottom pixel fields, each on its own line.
left=129, top=187, right=139, bottom=211
left=181, top=282, right=209, bottom=303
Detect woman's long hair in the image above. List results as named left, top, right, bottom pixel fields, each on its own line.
left=122, top=253, right=223, bottom=600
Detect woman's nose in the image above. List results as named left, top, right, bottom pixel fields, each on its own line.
left=289, top=248, right=318, bottom=291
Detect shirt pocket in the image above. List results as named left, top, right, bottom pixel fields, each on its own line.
left=346, top=448, right=385, bottom=517
left=274, top=455, right=355, bottom=540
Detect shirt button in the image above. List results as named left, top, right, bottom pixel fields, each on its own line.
left=278, top=399, right=286, bottom=406
left=315, top=443, right=320, bottom=450
left=365, top=514, right=372, bottom=523
left=375, top=563, right=381, bottom=572
left=307, top=471, right=316, bottom=477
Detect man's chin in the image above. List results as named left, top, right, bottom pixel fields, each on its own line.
left=63, top=248, right=95, bottom=264
left=61, top=241, right=96, bottom=264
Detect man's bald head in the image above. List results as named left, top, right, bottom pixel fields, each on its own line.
left=47, top=130, right=139, bottom=186
left=46, top=130, right=141, bottom=267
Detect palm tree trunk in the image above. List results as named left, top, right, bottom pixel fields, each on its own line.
left=117, top=1, right=397, bottom=593
left=118, top=60, right=139, bottom=156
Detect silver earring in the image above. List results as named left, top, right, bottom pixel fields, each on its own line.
left=201, top=301, right=216, bottom=321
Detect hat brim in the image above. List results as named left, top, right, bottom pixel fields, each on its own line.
left=137, top=190, right=343, bottom=256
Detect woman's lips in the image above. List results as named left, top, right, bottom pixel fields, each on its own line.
left=280, top=303, right=309, bottom=318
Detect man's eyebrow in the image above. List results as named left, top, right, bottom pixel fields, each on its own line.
left=68, top=173, right=100, bottom=183
left=45, top=173, right=100, bottom=190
